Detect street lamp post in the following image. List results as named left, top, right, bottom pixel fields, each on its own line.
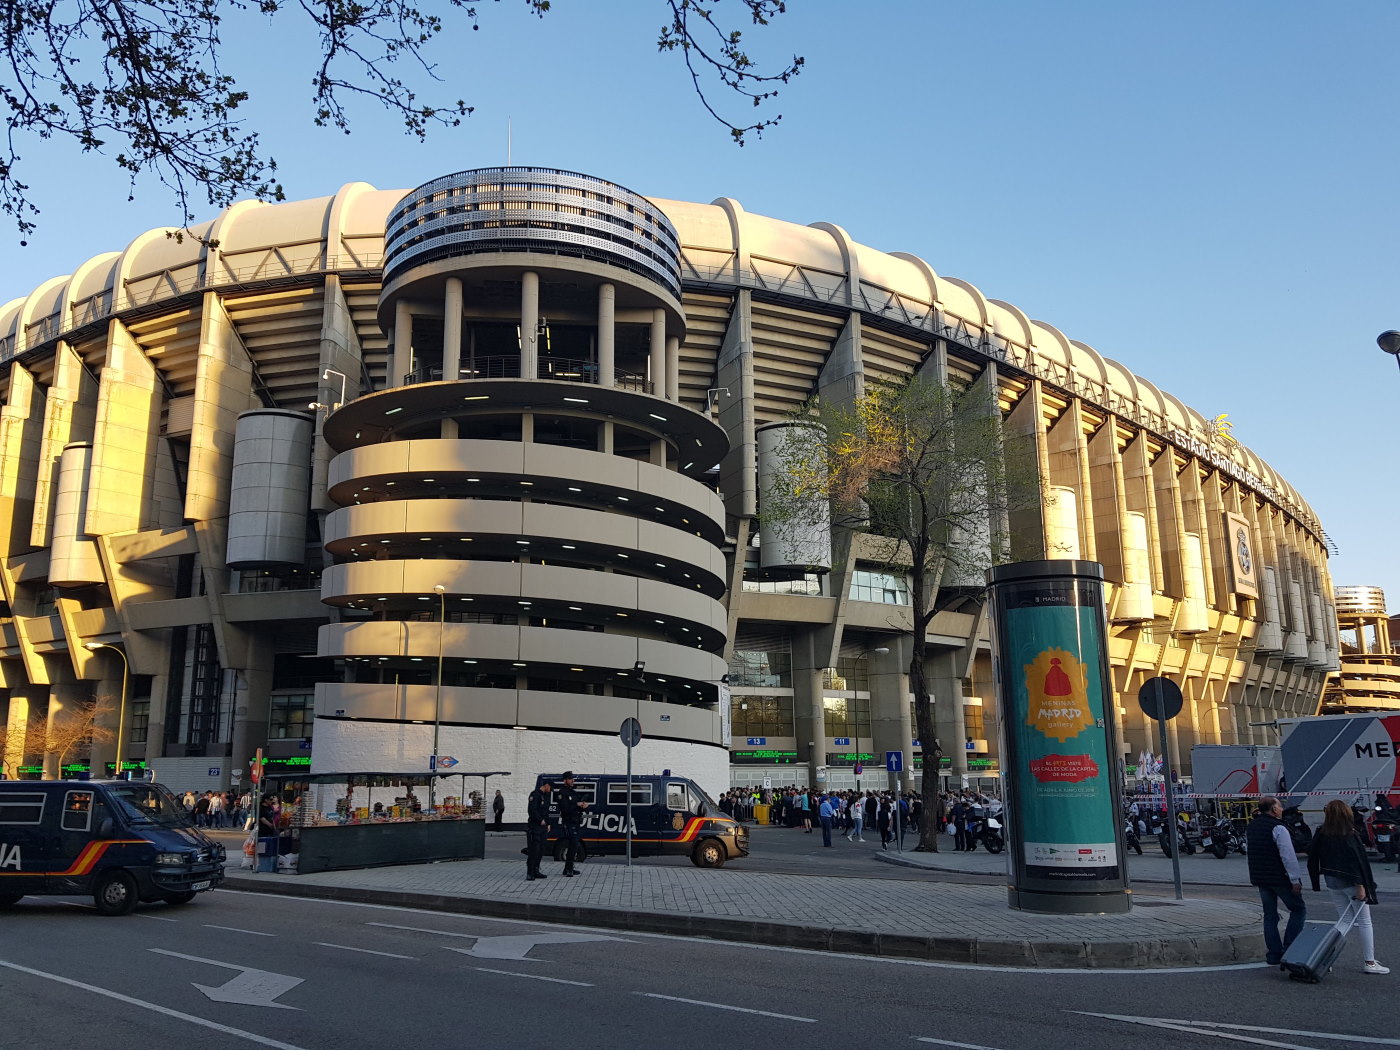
left=84, top=642, right=129, bottom=778
left=431, top=584, right=446, bottom=807
left=1378, top=331, right=1400, bottom=373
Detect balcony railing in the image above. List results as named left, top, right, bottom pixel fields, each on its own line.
left=403, top=356, right=649, bottom=392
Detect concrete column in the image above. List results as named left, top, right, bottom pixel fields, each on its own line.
left=665, top=335, right=680, bottom=401
left=521, top=271, right=540, bottom=380
left=443, top=277, right=463, bottom=382
left=931, top=660, right=969, bottom=782
left=793, top=666, right=827, bottom=772
left=230, top=639, right=275, bottom=786
left=392, top=300, right=413, bottom=386
left=869, top=647, right=914, bottom=792
left=43, top=683, right=87, bottom=780
left=597, top=283, right=615, bottom=388
left=87, top=673, right=123, bottom=777
left=649, top=310, right=666, bottom=397
left=2, top=693, right=33, bottom=779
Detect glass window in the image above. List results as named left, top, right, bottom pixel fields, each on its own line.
left=128, top=700, right=150, bottom=744
left=849, top=570, right=910, bottom=605
left=607, top=782, right=653, bottom=806
left=741, top=573, right=824, bottom=596
left=823, top=697, right=871, bottom=738
left=0, top=792, right=45, bottom=825
left=964, top=703, right=986, bottom=738
left=666, top=782, right=687, bottom=810
left=730, top=696, right=794, bottom=737
left=571, top=782, right=597, bottom=804
left=727, top=647, right=792, bottom=688
left=62, top=790, right=94, bottom=832
left=270, top=694, right=314, bottom=740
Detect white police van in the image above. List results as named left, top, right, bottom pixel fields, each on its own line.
left=538, top=773, right=748, bottom=868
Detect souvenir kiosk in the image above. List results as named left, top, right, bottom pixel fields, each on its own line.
left=257, top=770, right=509, bottom=874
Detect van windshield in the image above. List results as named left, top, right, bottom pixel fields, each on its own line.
left=107, top=783, right=189, bottom=828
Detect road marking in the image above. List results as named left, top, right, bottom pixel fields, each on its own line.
left=444, top=932, right=630, bottom=961
left=224, top=891, right=1262, bottom=975
left=638, top=993, right=816, bottom=1023
left=0, top=958, right=309, bottom=1050
left=136, top=913, right=179, bottom=922
left=60, top=901, right=93, bottom=910
left=148, top=949, right=303, bottom=1009
left=203, top=924, right=275, bottom=937
left=1077, top=1014, right=1400, bottom=1048
left=915, top=1040, right=1007, bottom=1050
left=475, top=967, right=593, bottom=986
left=365, top=921, right=476, bottom=939
left=315, top=942, right=417, bottom=960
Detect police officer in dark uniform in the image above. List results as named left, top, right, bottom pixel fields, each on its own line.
left=524, top=779, right=553, bottom=881
left=556, top=771, right=589, bottom=876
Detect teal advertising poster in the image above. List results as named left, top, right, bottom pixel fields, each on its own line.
left=1005, top=603, right=1121, bottom=881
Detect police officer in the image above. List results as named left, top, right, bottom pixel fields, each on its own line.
left=556, top=771, right=589, bottom=876
left=525, top=779, right=553, bottom=881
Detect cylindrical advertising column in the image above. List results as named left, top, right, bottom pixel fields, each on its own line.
left=988, top=559, right=1130, bottom=914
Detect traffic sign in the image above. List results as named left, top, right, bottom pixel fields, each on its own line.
left=1138, top=677, right=1184, bottom=721
left=853, top=763, right=863, bottom=776
left=619, top=718, right=642, bottom=748
left=885, top=750, right=903, bottom=773
left=435, top=756, right=459, bottom=770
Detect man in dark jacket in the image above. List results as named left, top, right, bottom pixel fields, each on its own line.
left=1246, top=796, right=1307, bottom=966
left=556, top=771, right=589, bottom=876
left=524, top=780, right=552, bottom=881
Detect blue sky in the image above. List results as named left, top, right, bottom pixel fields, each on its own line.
left=2, top=0, right=1395, bottom=605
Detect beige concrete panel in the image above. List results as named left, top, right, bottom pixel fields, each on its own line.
left=107, top=525, right=198, bottom=564
left=88, top=319, right=161, bottom=535
left=1088, top=420, right=1127, bottom=582
left=733, top=592, right=838, bottom=625
left=221, top=589, right=325, bottom=623
left=49, top=443, right=103, bottom=586
left=0, top=363, right=43, bottom=564
left=124, top=595, right=211, bottom=631
left=517, top=690, right=718, bottom=743
left=1004, top=380, right=1049, bottom=562
left=187, top=293, right=258, bottom=523
left=32, top=342, right=98, bottom=547
left=316, top=681, right=517, bottom=725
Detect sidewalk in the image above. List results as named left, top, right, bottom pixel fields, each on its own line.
left=220, top=845, right=1270, bottom=970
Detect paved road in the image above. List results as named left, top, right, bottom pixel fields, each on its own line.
left=2, top=889, right=1393, bottom=1050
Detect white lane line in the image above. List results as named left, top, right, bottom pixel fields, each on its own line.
left=365, top=921, right=475, bottom=940
left=203, top=924, right=275, bottom=937
left=136, top=913, right=179, bottom=922
left=316, top=942, right=417, bottom=960
left=222, top=891, right=1261, bottom=976
left=475, top=967, right=592, bottom=986
left=1078, top=1014, right=1400, bottom=1047
left=915, top=1039, right=1007, bottom=1050
left=60, top=901, right=93, bottom=910
left=638, top=992, right=816, bottom=1023
left=1078, top=1013, right=1326, bottom=1050
left=0, top=958, right=309, bottom=1050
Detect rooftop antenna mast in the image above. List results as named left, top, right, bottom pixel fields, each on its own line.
left=507, top=116, right=512, bottom=166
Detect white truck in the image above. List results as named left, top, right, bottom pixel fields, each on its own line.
left=1276, top=712, right=1400, bottom=819
left=1189, top=744, right=1283, bottom=797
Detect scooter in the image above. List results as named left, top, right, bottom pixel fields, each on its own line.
left=1158, top=816, right=1195, bottom=856
left=1123, top=816, right=1143, bottom=856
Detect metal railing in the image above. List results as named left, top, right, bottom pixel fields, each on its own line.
left=402, top=355, right=649, bottom=392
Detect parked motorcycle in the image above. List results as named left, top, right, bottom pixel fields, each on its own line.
left=1123, top=817, right=1143, bottom=856
left=966, top=815, right=1005, bottom=854
left=1367, top=795, right=1398, bottom=863
left=1200, top=817, right=1246, bottom=859
left=1158, top=816, right=1196, bottom=856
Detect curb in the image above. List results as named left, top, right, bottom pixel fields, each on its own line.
left=220, top=874, right=1263, bottom=969
left=870, top=849, right=1247, bottom=888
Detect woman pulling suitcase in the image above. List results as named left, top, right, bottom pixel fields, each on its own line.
left=1307, top=799, right=1387, bottom=976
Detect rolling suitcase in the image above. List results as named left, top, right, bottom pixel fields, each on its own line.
left=1281, top=899, right=1365, bottom=983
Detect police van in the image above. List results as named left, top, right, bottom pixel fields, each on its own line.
left=0, top=780, right=225, bottom=915
left=538, top=773, right=748, bottom=868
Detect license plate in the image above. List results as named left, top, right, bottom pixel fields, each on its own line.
left=192, top=881, right=211, bottom=891
left=1379, top=834, right=1391, bottom=842
left=1202, top=838, right=1212, bottom=846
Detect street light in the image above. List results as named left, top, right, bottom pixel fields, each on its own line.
left=1378, top=331, right=1400, bottom=374
left=84, top=642, right=129, bottom=778
left=431, top=584, right=447, bottom=802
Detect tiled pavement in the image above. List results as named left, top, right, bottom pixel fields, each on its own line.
left=222, top=850, right=1272, bottom=969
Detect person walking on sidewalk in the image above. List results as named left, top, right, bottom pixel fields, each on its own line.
left=492, top=789, right=505, bottom=831
left=524, top=779, right=553, bottom=881
left=846, top=795, right=865, bottom=841
left=556, top=771, right=589, bottom=876
left=1308, top=799, right=1388, bottom=974
left=1247, top=795, right=1307, bottom=966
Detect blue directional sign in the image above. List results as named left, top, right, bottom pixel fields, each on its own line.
left=746, top=737, right=767, bottom=746
left=885, top=750, right=904, bottom=773
left=834, top=737, right=851, bottom=746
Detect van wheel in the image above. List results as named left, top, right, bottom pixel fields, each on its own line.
left=693, top=839, right=726, bottom=868
left=163, top=891, right=197, bottom=906
left=94, top=870, right=138, bottom=916
left=0, top=893, right=22, bottom=908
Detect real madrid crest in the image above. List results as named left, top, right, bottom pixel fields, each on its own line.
left=1024, top=647, right=1094, bottom=742
left=1235, top=526, right=1252, bottom=576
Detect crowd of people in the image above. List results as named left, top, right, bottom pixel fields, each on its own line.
left=715, top=786, right=1003, bottom=850
left=178, top=788, right=253, bottom=829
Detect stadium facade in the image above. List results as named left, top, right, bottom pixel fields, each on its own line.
left=0, top=167, right=1336, bottom=810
